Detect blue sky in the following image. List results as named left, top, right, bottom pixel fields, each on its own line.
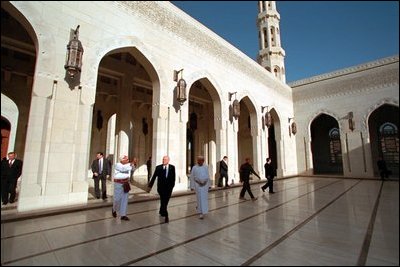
left=172, top=1, right=399, bottom=83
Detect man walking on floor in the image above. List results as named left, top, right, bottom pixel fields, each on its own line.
left=261, top=157, right=276, bottom=194
left=190, top=156, right=210, bottom=219
left=239, top=157, right=260, bottom=201
left=147, top=155, right=176, bottom=223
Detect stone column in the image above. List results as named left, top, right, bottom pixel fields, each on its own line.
left=362, top=130, right=375, bottom=178
left=251, top=125, right=261, bottom=174
left=18, top=73, right=93, bottom=211
left=260, top=28, right=265, bottom=50
left=231, top=119, right=240, bottom=183
left=116, top=76, right=133, bottom=158
left=276, top=134, right=284, bottom=177
left=258, top=1, right=263, bottom=12
left=149, top=102, right=170, bottom=193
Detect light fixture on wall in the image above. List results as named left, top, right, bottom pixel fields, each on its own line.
left=348, top=111, right=355, bottom=131
left=262, top=106, right=272, bottom=128
left=228, top=91, right=237, bottom=101
left=64, top=25, right=84, bottom=79
left=229, top=92, right=240, bottom=118
left=174, top=69, right=187, bottom=105
left=288, top=117, right=297, bottom=136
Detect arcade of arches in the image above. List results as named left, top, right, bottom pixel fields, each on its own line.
left=0, top=2, right=398, bottom=212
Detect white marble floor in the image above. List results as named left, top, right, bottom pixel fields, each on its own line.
left=1, top=177, right=398, bottom=266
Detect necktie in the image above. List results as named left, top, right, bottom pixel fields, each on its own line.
left=9, top=160, right=12, bottom=167
left=99, top=159, right=103, bottom=174
left=164, top=166, right=167, bottom=178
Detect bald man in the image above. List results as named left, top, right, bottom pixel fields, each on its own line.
left=148, top=155, right=176, bottom=223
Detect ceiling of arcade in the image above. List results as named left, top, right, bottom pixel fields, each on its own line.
left=1, top=8, right=35, bottom=87
left=96, top=51, right=152, bottom=109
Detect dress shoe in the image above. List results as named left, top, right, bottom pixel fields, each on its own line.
left=239, top=197, right=246, bottom=200
left=96, top=196, right=100, bottom=199
left=112, top=209, right=117, bottom=218
left=121, top=216, right=130, bottom=221
left=102, top=196, right=108, bottom=200
left=9, top=200, right=15, bottom=204
left=251, top=197, right=258, bottom=201
left=261, top=187, right=265, bottom=192
left=164, top=216, right=169, bottom=223
left=2, top=202, right=8, bottom=205
left=225, top=185, right=230, bottom=188
left=269, top=191, right=275, bottom=194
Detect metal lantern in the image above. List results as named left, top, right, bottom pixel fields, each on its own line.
left=291, top=121, right=297, bottom=135
left=232, top=99, right=240, bottom=118
left=348, top=112, right=355, bottom=131
left=265, top=112, right=272, bottom=128
left=177, top=78, right=187, bottom=105
left=64, top=25, right=84, bottom=78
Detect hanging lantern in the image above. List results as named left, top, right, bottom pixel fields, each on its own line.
left=232, top=99, right=240, bottom=118
left=265, top=112, right=272, bottom=128
left=348, top=112, right=355, bottom=131
left=176, top=78, right=187, bottom=105
left=291, top=121, right=297, bottom=135
left=64, top=25, right=84, bottom=79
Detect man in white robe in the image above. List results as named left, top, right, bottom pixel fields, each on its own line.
left=190, top=156, right=210, bottom=219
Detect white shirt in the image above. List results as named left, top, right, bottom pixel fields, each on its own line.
left=99, top=158, right=103, bottom=173
left=163, top=164, right=169, bottom=177
left=114, top=163, right=132, bottom=179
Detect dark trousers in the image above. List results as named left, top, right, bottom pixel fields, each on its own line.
left=218, top=173, right=229, bottom=187
left=261, top=177, right=274, bottom=192
left=379, top=170, right=388, bottom=180
left=94, top=175, right=107, bottom=198
left=158, top=189, right=172, bottom=217
left=2, top=178, right=17, bottom=204
left=240, top=180, right=255, bottom=198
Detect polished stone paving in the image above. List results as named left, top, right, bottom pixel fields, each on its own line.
left=1, top=176, right=398, bottom=266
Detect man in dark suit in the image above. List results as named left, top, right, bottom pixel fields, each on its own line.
left=147, top=155, right=176, bottom=223
left=1, top=152, right=23, bottom=205
left=218, top=156, right=229, bottom=187
left=261, top=157, right=276, bottom=193
left=239, top=157, right=260, bottom=201
left=91, top=152, right=111, bottom=200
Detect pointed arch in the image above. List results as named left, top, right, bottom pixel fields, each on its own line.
left=185, top=70, right=223, bottom=126
left=1, top=94, right=19, bottom=155
left=310, top=113, right=343, bottom=174
left=87, top=37, right=165, bottom=106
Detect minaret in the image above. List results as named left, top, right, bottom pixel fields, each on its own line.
left=257, top=1, right=286, bottom=83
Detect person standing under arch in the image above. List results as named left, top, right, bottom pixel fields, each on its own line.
left=1, top=152, right=23, bottom=205
left=91, top=152, right=111, bottom=200
left=261, top=157, right=276, bottom=194
left=218, top=156, right=229, bottom=188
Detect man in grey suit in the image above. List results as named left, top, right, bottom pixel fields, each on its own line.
left=91, top=152, right=111, bottom=199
